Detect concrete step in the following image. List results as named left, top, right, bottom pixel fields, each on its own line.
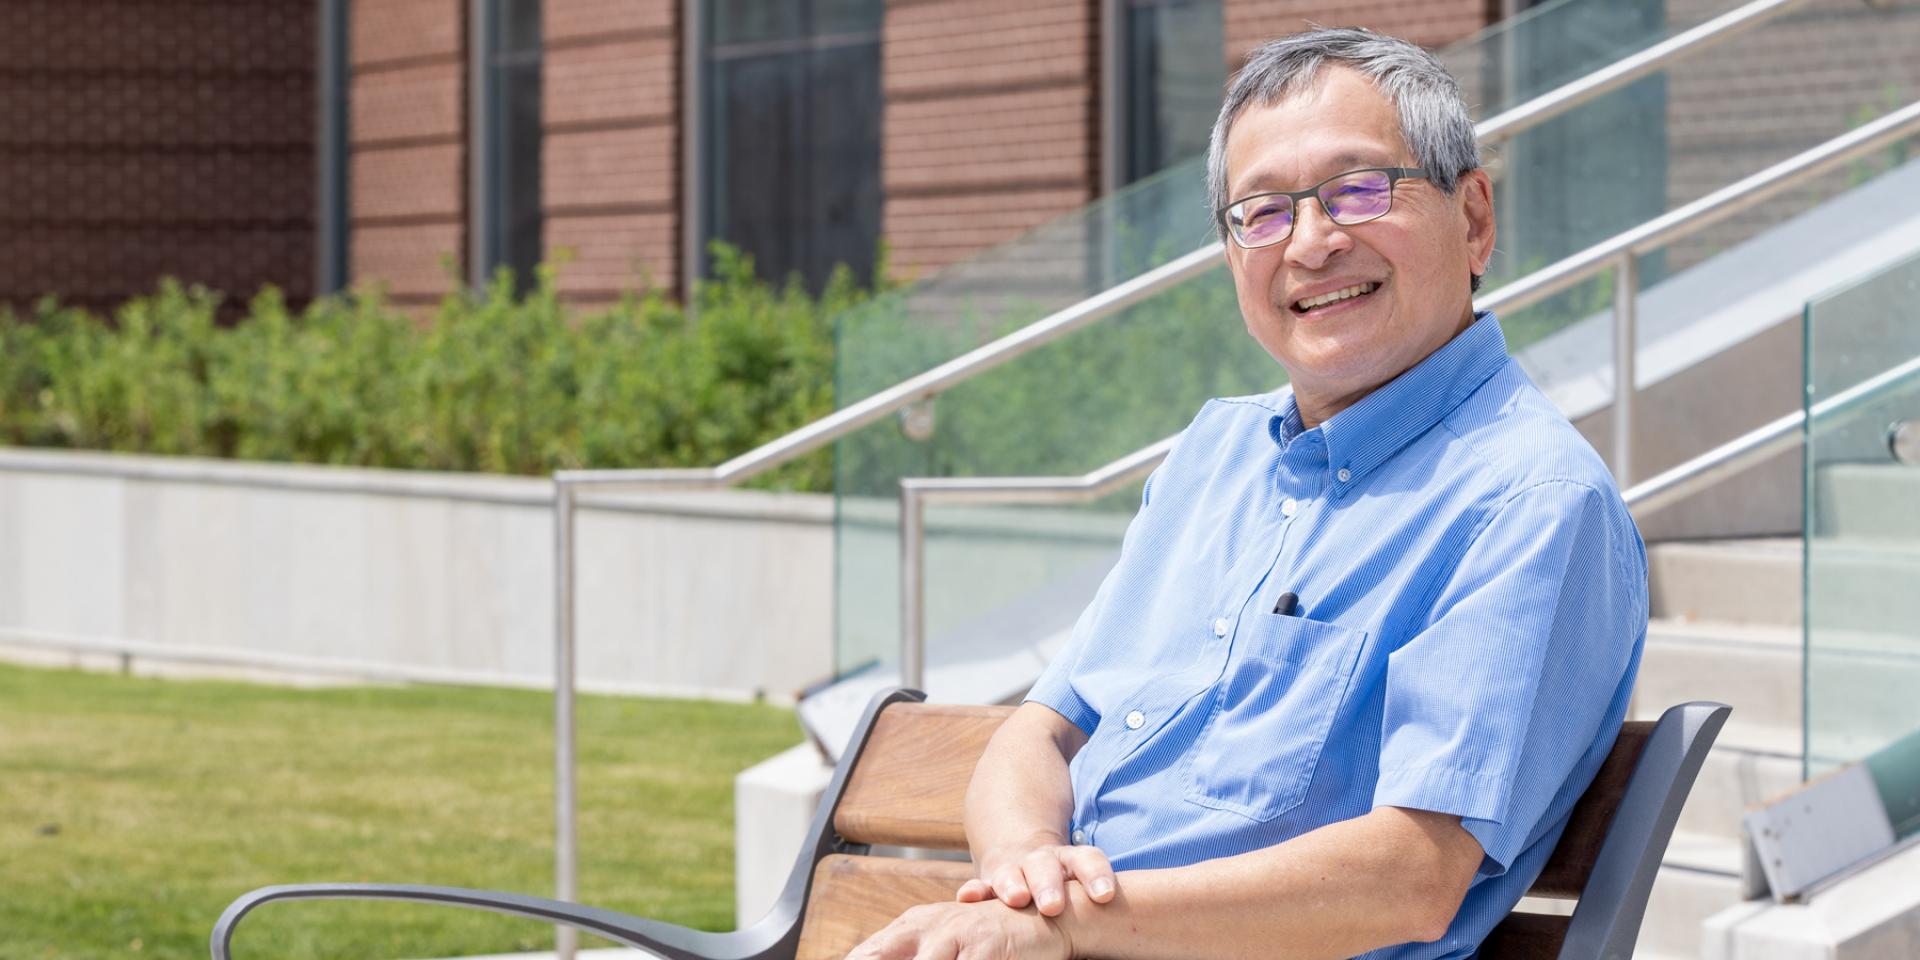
left=1647, top=534, right=1919, bottom=655
left=1648, top=539, right=1800, bottom=628
left=1804, top=538, right=1920, bottom=637
left=1636, top=859, right=1745, bottom=960
left=1638, top=619, right=1802, bottom=751
left=1640, top=616, right=1920, bottom=761
left=1814, top=463, right=1920, bottom=541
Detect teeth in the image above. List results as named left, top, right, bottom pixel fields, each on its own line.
left=1295, top=282, right=1378, bottom=311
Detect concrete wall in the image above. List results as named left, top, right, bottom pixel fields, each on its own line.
left=0, top=448, right=833, bottom=702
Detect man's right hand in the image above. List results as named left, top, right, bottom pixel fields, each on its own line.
left=956, top=839, right=1117, bottom=916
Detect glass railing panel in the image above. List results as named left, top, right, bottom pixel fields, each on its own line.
left=1490, top=0, right=1920, bottom=360
left=1439, top=0, right=1722, bottom=119
left=1803, top=246, right=1920, bottom=779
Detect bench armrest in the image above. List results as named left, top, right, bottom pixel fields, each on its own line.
left=211, top=883, right=751, bottom=960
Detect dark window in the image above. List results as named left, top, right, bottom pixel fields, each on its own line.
left=1123, top=0, right=1223, bottom=184
left=702, top=0, right=883, bottom=292
left=478, top=0, right=543, bottom=290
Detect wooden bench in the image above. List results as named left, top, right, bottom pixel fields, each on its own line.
left=212, top=690, right=1728, bottom=960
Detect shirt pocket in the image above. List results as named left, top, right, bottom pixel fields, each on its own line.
left=1179, top=614, right=1369, bottom=823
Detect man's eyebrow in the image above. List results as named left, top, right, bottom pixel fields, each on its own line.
left=1232, top=152, right=1394, bottom=196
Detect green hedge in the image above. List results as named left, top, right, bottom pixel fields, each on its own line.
left=0, top=247, right=858, bottom=492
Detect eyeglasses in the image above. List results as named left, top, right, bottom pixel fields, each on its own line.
left=1218, top=167, right=1429, bottom=249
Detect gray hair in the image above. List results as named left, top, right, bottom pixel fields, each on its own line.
left=1206, top=27, right=1481, bottom=242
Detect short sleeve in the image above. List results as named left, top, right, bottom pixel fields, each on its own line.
left=1372, top=479, right=1644, bottom=876
left=1025, top=598, right=1102, bottom=735
left=1024, top=460, right=1169, bottom=736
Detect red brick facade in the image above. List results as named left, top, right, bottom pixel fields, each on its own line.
left=1226, top=0, right=1492, bottom=65
left=349, top=0, right=468, bottom=305
left=0, top=1, right=1502, bottom=316
left=882, top=0, right=1103, bottom=280
left=542, top=0, right=680, bottom=303
left=0, top=0, right=315, bottom=315
left=65, top=1, right=1920, bottom=316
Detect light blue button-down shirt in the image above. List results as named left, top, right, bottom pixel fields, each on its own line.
left=1026, top=313, right=1647, bottom=959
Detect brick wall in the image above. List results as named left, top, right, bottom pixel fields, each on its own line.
left=0, top=0, right=315, bottom=315
left=881, top=0, right=1102, bottom=281
left=349, top=0, right=466, bottom=305
left=1226, top=0, right=1492, bottom=67
left=542, top=0, right=680, bottom=303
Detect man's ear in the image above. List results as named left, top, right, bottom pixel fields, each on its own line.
left=1459, top=169, right=1496, bottom=276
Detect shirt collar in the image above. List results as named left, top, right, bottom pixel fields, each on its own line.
left=1267, top=311, right=1510, bottom=494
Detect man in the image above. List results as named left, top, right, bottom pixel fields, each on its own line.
left=850, top=27, right=1646, bottom=960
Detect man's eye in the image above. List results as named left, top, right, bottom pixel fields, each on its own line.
left=1246, top=202, right=1288, bottom=222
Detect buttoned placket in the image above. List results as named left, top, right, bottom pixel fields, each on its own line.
left=1253, top=427, right=1329, bottom=619
left=1073, top=421, right=1330, bottom=850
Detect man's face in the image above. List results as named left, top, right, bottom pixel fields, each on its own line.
left=1220, top=66, right=1494, bottom=420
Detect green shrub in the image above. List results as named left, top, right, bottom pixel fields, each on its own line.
left=0, top=245, right=858, bottom=492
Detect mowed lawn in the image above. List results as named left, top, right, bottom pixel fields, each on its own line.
left=0, top=662, right=804, bottom=960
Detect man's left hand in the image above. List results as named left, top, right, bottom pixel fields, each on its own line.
left=845, top=899, right=1071, bottom=960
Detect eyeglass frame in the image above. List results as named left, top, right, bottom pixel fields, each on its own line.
left=1216, top=166, right=1431, bottom=249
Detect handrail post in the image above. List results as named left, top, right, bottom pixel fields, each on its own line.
left=899, top=483, right=928, bottom=692
left=1613, top=252, right=1638, bottom=485
left=552, top=478, right=578, bottom=960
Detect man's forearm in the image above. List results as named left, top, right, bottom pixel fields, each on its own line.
left=1050, top=807, right=1481, bottom=960
left=964, top=702, right=1085, bottom=859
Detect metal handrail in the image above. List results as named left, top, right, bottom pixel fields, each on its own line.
left=544, top=0, right=1841, bottom=937
left=895, top=103, right=1920, bottom=685
left=1623, top=353, right=1920, bottom=514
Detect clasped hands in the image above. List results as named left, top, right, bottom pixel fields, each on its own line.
left=844, top=840, right=1120, bottom=960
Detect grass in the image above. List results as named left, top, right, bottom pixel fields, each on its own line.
left=0, top=661, right=804, bottom=960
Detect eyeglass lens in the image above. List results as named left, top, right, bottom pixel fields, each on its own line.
left=1234, top=169, right=1396, bottom=247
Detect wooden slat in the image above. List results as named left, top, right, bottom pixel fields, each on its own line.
left=1529, top=720, right=1653, bottom=899
left=833, top=703, right=1013, bottom=849
left=1478, top=910, right=1572, bottom=960
left=794, top=855, right=977, bottom=960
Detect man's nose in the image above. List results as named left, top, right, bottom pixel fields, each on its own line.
left=1285, top=198, right=1354, bottom=269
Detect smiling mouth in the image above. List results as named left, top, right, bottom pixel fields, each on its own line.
left=1291, top=281, right=1380, bottom=314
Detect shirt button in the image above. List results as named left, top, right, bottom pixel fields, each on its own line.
left=1212, top=617, right=1230, bottom=637
left=1071, top=829, right=1086, bottom=844
left=1337, top=468, right=1352, bottom=483
left=1281, top=497, right=1298, bottom=517
left=1125, top=710, right=1145, bottom=730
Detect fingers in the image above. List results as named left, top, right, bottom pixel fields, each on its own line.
left=954, top=878, right=992, bottom=903
left=988, top=862, right=1032, bottom=909
left=1019, top=848, right=1068, bottom=916
left=982, top=845, right=1118, bottom=915
left=1060, top=845, right=1118, bottom=902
